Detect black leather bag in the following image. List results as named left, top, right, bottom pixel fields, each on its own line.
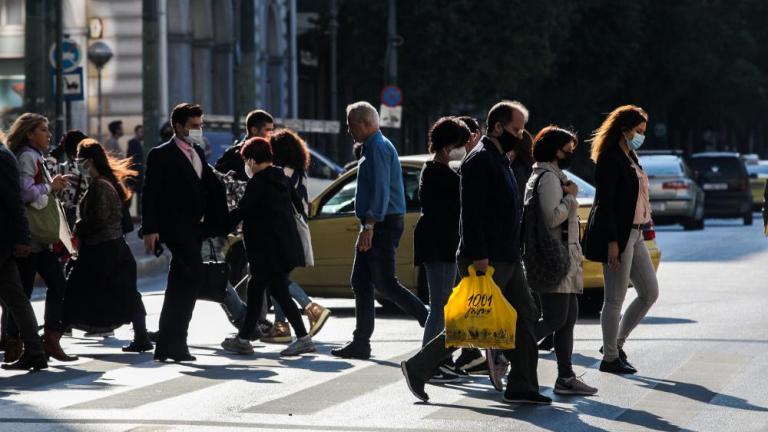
left=522, top=172, right=571, bottom=291
left=198, top=240, right=229, bottom=302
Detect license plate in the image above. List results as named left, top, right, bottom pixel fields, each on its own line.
left=651, top=202, right=666, bottom=212
left=703, top=183, right=727, bottom=191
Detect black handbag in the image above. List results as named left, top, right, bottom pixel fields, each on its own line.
left=198, top=240, right=229, bottom=302
left=522, top=172, right=571, bottom=291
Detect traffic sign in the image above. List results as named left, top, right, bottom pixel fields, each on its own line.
left=52, top=67, right=84, bottom=102
left=49, top=39, right=82, bottom=73
left=381, top=85, right=403, bottom=108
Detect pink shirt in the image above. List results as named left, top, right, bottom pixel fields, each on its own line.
left=631, top=162, right=651, bottom=224
left=175, top=136, right=203, bottom=178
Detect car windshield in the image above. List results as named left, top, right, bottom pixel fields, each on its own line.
left=640, top=157, right=684, bottom=177
left=319, top=180, right=357, bottom=215
left=691, top=157, right=745, bottom=179
left=563, top=170, right=595, bottom=199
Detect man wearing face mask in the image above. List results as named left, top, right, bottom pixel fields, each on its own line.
left=141, top=103, right=228, bottom=362
left=401, top=100, right=550, bottom=405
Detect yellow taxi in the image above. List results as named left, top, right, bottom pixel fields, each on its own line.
left=283, top=155, right=662, bottom=309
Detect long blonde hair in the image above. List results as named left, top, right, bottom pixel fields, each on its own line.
left=5, top=113, right=48, bottom=155
left=589, top=105, right=648, bottom=163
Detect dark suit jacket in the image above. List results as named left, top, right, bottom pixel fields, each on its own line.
left=214, top=140, right=247, bottom=181
left=582, top=145, right=641, bottom=262
left=0, top=144, right=31, bottom=257
left=457, top=137, right=521, bottom=263
left=141, top=139, right=229, bottom=244
left=231, top=165, right=305, bottom=274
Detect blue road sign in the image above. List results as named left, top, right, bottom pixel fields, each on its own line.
left=381, top=85, right=403, bottom=107
left=49, top=39, right=82, bottom=73
left=52, top=67, right=84, bottom=102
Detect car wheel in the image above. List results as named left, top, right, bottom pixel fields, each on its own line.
left=744, top=212, right=753, bottom=226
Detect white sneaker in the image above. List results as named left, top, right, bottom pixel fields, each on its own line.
left=280, top=335, right=316, bottom=356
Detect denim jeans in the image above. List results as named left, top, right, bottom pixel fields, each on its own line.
left=422, top=261, right=457, bottom=345
left=350, top=215, right=428, bottom=344
left=273, top=281, right=312, bottom=322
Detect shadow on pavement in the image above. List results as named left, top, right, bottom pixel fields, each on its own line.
left=631, top=375, right=768, bottom=413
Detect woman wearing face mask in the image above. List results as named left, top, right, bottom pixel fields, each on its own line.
left=62, top=139, right=153, bottom=353
left=582, top=105, right=658, bottom=375
left=413, top=117, right=470, bottom=382
left=221, top=137, right=315, bottom=357
left=524, top=126, right=597, bottom=395
left=3, top=113, right=77, bottom=364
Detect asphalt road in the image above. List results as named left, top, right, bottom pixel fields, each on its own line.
left=1, top=217, right=767, bottom=431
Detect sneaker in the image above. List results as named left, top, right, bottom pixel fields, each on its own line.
left=600, top=345, right=634, bottom=369
left=429, top=369, right=460, bottom=384
left=486, top=349, right=509, bottom=392
left=280, top=336, right=316, bottom=356
left=503, top=391, right=552, bottom=405
left=438, top=362, right=460, bottom=378
left=599, top=358, right=636, bottom=374
left=258, top=319, right=273, bottom=335
left=261, top=321, right=292, bottom=344
left=455, top=348, right=485, bottom=371
left=305, top=302, right=331, bottom=337
left=554, top=375, right=598, bottom=396
left=401, top=361, right=429, bottom=402
left=464, top=361, right=490, bottom=376
left=221, top=336, right=254, bottom=354
left=330, top=341, right=371, bottom=360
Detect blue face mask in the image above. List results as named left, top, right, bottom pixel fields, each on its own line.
left=626, top=132, right=645, bottom=150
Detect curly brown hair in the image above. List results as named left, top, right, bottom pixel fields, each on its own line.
left=270, top=128, right=310, bottom=171
left=589, top=105, right=648, bottom=163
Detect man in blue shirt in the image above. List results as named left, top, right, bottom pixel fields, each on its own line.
left=331, top=102, right=428, bottom=360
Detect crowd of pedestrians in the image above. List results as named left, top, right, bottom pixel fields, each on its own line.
left=0, top=98, right=659, bottom=409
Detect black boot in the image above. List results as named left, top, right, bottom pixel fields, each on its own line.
left=122, top=332, right=154, bottom=353
left=2, top=350, right=48, bottom=371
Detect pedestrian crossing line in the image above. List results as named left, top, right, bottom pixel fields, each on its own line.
left=615, top=351, right=752, bottom=431
left=242, top=351, right=416, bottom=415
left=0, top=354, right=152, bottom=392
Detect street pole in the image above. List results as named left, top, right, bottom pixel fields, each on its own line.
left=384, top=0, right=399, bottom=150
left=97, top=66, right=103, bottom=142
left=54, top=0, right=64, bottom=145
left=329, top=0, right=339, bottom=161
left=289, top=0, right=298, bottom=119
left=23, top=0, right=47, bottom=114
left=232, top=0, right=241, bottom=141
left=238, top=0, right=256, bottom=120
left=142, top=0, right=160, bottom=156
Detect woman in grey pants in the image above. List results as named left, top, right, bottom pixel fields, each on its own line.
left=583, top=105, right=659, bottom=374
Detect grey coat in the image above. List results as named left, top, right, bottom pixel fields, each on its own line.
left=524, top=162, right=583, bottom=294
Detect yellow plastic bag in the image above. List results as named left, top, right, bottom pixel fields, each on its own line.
left=444, top=265, right=517, bottom=349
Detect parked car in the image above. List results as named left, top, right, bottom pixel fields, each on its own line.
left=746, top=161, right=768, bottom=211
left=269, top=154, right=661, bottom=311
left=638, top=154, right=705, bottom=230
left=690, top=152, right=753, bottom=225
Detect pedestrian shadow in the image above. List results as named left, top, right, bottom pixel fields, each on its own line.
left=640, top=317, right=697, bottom=325
left=200, top=346, right=356, bottom=374
left=427, top=381, right=686, bottom=431
left=179, top=364, right=279, bottom=384
left=630, top=375, right=768, bottom=413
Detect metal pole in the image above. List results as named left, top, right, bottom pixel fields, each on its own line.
left=289, top=0, right=298, bottom=119
left=231, top=0, right=240, bottom=140
left=54, top=0, right=64, bottom=144
left=329, top=0, right=339, bottom=161
left=142, top=0, right=160, bottom=155
left=23, top=0, right=46, bottom=113
left=97, top=66, right=103, bottom=142
left=385, top=0, right=399, bottom=150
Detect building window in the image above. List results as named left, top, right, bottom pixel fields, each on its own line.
left=1, top=0, right=24, bottom=27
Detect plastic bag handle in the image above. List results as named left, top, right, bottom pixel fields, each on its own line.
left=467, top=264, right=495, bottom=278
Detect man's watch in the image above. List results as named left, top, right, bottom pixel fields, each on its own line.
left=362, top=223, right=375, bottom=231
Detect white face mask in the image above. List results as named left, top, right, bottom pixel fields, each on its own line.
left=187, top=128, right=203, bottom=145
left=244, top=161, right=254, bottom=179
left=449, top=146, right=467, bottom=161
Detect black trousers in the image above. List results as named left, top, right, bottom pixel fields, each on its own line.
left=8, top=248, right=66, bottom=334
left=535, top=293, right=578, bottom=378
left=0, top=253, right=43, bottom=353
left=239, top=268, right=307, bottom=340
left=157, top=240, right=203, bottom=352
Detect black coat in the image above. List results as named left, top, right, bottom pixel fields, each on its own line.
left=214, top=140, right=248, bottom=181
left=231, top=165, right=305, bottom=274
left=414, top=161, right=460, bottom=265
left=457, top=137, right=522, bottom=263
left=582, top=145, right=641, bottom=263
left=0, top=144, right=30, bottom=257
left=141, top=139, right=229, bottom=244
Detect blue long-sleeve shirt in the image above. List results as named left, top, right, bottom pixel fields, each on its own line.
left=355, top=130, right=406, bottom=221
